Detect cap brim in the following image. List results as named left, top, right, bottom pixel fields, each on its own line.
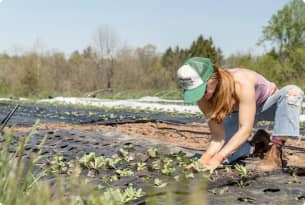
left=183, top=83, right=206, bottom=104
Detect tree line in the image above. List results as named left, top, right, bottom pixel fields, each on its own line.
left=0, top=0, right=304, bottom=97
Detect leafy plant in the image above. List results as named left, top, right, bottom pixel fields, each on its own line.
left=147, top=147, right=158, bottom=158
left=49, top=155, right=68, bottom=174
left=79, top=153, right=107, bottom=172
left=234, top=164, right=249, bottom=178
left=88, top=156, right=106, bottom=170
left=151, top=160, right=161, bottom=170
left=105, top=158, right=121, bottom=169
left=224, top=165, right=232, bottom=173
left=116, top=168, right=134, bottom=177
left=161, top=158, right=176, bottom=176
left=79, top=152, right=96, bottom=168
left=234, top=164, right=251, bottom=188
left=110, top=175, right=118, bottom=182
left=136, top=162, right=147, bottom=171
left=118, top=148, right=134, bottom=162
left=123, top=184, right=145, bottom=203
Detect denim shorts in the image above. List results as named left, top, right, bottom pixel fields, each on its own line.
left=223, top=85, right=304, bottom=163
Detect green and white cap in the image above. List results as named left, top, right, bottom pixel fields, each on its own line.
left=177, top=57, right=213, bottom=104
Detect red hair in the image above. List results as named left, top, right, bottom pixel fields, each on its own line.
left=199, top=66, right=236, bottom=123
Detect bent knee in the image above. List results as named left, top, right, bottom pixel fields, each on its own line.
left=286, top=86, right=304, bottom=96
left=285, top=86, right=304, bottom=106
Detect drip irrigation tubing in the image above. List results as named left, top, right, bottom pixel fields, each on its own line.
left=284, top=145, right=305, bottom=153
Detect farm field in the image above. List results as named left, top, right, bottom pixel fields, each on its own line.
left=2, top=0, right=305, bottom=204
left=0, top=99, right=305, bottom=205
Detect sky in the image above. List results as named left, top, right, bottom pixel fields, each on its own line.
left=0, top=0, right=291, bottom=57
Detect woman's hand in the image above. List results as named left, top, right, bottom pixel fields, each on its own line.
left=201, top=153, right=224, bottom=173
left=198, top=153, right=213, bottom=166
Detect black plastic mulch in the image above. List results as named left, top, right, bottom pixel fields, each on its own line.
left=0, top=101, right=205, bottom=126
left=2, top=128, right=305, bottom=205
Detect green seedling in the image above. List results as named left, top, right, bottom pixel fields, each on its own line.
left=109, top=113, right=117, bottom=119
left=116, top=168, right=134, bottom=177
left=151, top=160, right=161, bottom=170
left=147, top=147, right=158, bottom=158
left=161, top=158, right=176, bottom=176
left=49, top=155, right=68, bottom=174
left=234, top=164, right=251, bottom=188
left=123, top=184, right=145, bottom=203
left=110, top=175, right=118, bottom=182
left=234, top=164, right=249, bottom=178
left=136, top=162, right=147, bottom=171
left=100, top=114, right=108, bottom=121
left=225, top=165, right=232, bottom=173
left=79, top=152, right=95, bottom=167
left=94, top=185, right=144, bottom=204
left=118, top=148, right=134, bottom=161
left=174, top=151, right=189, bottom=167
left=174, top=151, right=187, bottom=161
left=105, top=158, right=121, bottom=169
left=79, top=152, right=106, bottom=170
left=88, top=111, right=95, bottom=117
left=89, top=156, right=106, bottom=170
left=123, top=143, right=134, bottom=151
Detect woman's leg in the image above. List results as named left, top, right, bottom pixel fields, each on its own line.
left=223, top=112, right=251, bottom=163
left=257, top=85, right=304, bottom=137
left=255, top=85, right=304, bottom=171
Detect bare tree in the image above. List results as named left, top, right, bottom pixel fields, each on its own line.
left=92, top=25, right=119, bottom=90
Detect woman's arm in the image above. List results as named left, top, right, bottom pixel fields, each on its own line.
left=203, top=79, right=256, bottom=172
left=217, top=80, right=256, bottom=159
left=205, top=120, right=225, bottom=155
left=199, top=120, right=226, bottom=164
left=198, top=100, right=226, bottom=163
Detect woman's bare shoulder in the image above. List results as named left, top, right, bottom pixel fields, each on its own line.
left=230, top=68, right=257, bottom=85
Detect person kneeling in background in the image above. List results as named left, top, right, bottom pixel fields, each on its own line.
left=177, top=57, right=304, bottom=172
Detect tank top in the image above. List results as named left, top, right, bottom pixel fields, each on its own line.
left=227, top=68, right=276, bottom=106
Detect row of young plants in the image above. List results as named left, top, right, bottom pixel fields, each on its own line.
left=46, top=146, right=208, bottom=187
left=40, top=138, right=269, bottom=200
left=4, top=121, right=297, bottom=204
left=0, top=101, right=203, bottom=125
left=0, top=123, right=211, bottom=205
